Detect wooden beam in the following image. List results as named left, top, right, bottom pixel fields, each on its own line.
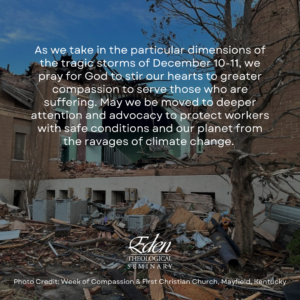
left=67, top=237, right=125, bottom=247
left=83, top=288, right=92, bottom=300
left=148, top=259, right=164, bottom=300
left=50, top=218, right=86, bottom=229
left=243, top=292, right=262, bottom=300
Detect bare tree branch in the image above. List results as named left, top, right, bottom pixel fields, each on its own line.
left=20, top=135, right=46, bottom=211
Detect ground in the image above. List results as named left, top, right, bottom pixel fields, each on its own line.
left=1, top=265, right=126, bottom=300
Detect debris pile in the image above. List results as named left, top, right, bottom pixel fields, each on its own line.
left=59, top=161, right=138, bottom=177
left=0, top=190, right=299, bottom=300
left=58, top=160, right=189, bottom=178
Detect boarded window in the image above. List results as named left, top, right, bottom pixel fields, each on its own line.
left=14, top=133, right=26, bottom=160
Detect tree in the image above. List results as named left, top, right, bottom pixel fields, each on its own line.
left=144, top=0, right=300, bottom=254
left=20, top=135, right=46, bottom=218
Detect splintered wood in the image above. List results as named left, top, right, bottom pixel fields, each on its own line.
left=257, top=250, right=286, bottom=258
left=50, top=218, right=85, bottom=229
left=148, top=256, right=164, bottom=300
left=253, top=227, right=275, bottom=242
left=112, top=221, right=130, bottom=237
left=0, top=204, right=9, bottom=218
left=169, top=207, right=207, bottom=231
left=125, top=204, right=151, bottom=215
left=83, top=288, right=92, bottom=300
left=164, top=274, right=224, bottom=300
left=164, top=193, right=213, bottom=213
left=243, top=292, right=262, bottom=300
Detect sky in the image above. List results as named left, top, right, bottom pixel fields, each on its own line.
left=0, top=0, right=219, bottom=101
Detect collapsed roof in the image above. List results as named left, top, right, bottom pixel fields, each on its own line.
left=0, top=67, right=34, bottom=108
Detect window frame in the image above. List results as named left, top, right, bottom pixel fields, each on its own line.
left=14, top=132, right=26, bottom=160
left=197, top=123, right=206, bottom=154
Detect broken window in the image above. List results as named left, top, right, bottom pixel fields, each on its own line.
left=55, top=112, right=69, bottom=130
left=197, top=123, right=206, bottom=153
left=14, top=133, right=26, bottom=160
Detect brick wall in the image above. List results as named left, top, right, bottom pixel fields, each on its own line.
left=0, top=115, right=13, bottom=178
left=0, top=69, right=61, bottom=180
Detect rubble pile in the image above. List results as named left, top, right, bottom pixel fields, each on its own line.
left=0, top=67, right=33, bottom=92
left=59, top=161, right=137, bottom=177
left=58, top=160, right=187, bottom=178
left=0, top=192, right=299, bottom=300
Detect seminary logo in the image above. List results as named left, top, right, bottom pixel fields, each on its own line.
left=129, top=234, right=172, bottom=254
left=128, top=234, right=173, bottom=269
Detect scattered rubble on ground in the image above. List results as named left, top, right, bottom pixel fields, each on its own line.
left=0, top=190, right=299, bottom=300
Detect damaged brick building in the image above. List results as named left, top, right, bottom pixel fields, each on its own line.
left=0, top=60, right=210, bottom=207
left=1, top=0, right=300, bottom=237
left=0, top=60, right=276, bottom=237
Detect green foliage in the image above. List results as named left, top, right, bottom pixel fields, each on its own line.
left=288, top=255, right=300, bottom=265
left=287, top=230, right=300, bottom=265
left=287, top=230, right=300, bottom=255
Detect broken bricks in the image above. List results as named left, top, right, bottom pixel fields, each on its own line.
left=43, top=283, right=57, bottom=290
left=89, top=285, right=102, bottom=295
left=24, top=283, right=35, bottom=290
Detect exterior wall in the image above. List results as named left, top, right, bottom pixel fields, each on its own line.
left=33, top=174, right=286, bottom=235
left=0, top=115, right=13, bottom=178
left=38, top=174, right=231, bottom=206
left=0, top=69, right=62, bottom=180
left=0, top=179, right=21, bottom=204
left=10, top=118, right=32, bottom=179
left=0, top=82, right=33, bottom=180
left=3, top=171, right=296, bottom=236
